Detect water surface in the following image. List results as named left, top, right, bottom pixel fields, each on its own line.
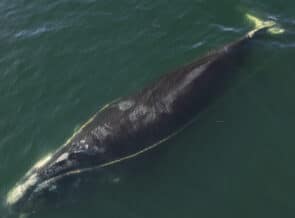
left=1, top=0, right=295, bottom=217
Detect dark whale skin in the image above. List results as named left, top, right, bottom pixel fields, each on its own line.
left=40, top=33, right=253, bottom=182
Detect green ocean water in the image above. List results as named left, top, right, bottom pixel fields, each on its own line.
left=1, top=0, right=295, bottom=217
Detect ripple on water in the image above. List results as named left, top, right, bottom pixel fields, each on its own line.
left=211, top=23, right=243, bottom=33
left=14, top=23, right=67, bottom=40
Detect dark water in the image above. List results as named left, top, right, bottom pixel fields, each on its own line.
left=1, top=0, right=295, bottom=217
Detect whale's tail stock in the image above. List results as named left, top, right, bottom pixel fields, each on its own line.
left=245, top=13, right=285, bottom=38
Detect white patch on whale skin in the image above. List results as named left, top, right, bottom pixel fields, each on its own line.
left=129, top=104, right=149, bottom=122
left=48, top=184, right=57, bottom=192
left=6, top=173, right=39, bottom=206
left=34, top=180, right=51, bottom=193
left=55, top=152, right=69, bottom=163
left=118, top=100, right=134, bottom=111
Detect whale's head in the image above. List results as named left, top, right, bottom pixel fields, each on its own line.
left=6, top=142, right=103, bottom=211
left=6, top=153, right=54, bottom=211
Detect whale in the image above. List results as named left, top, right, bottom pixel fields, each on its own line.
left=5, top=14, right=284, bottom=211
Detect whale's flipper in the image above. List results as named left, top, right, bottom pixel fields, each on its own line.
left=246, top=13, right=285, bottom=38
